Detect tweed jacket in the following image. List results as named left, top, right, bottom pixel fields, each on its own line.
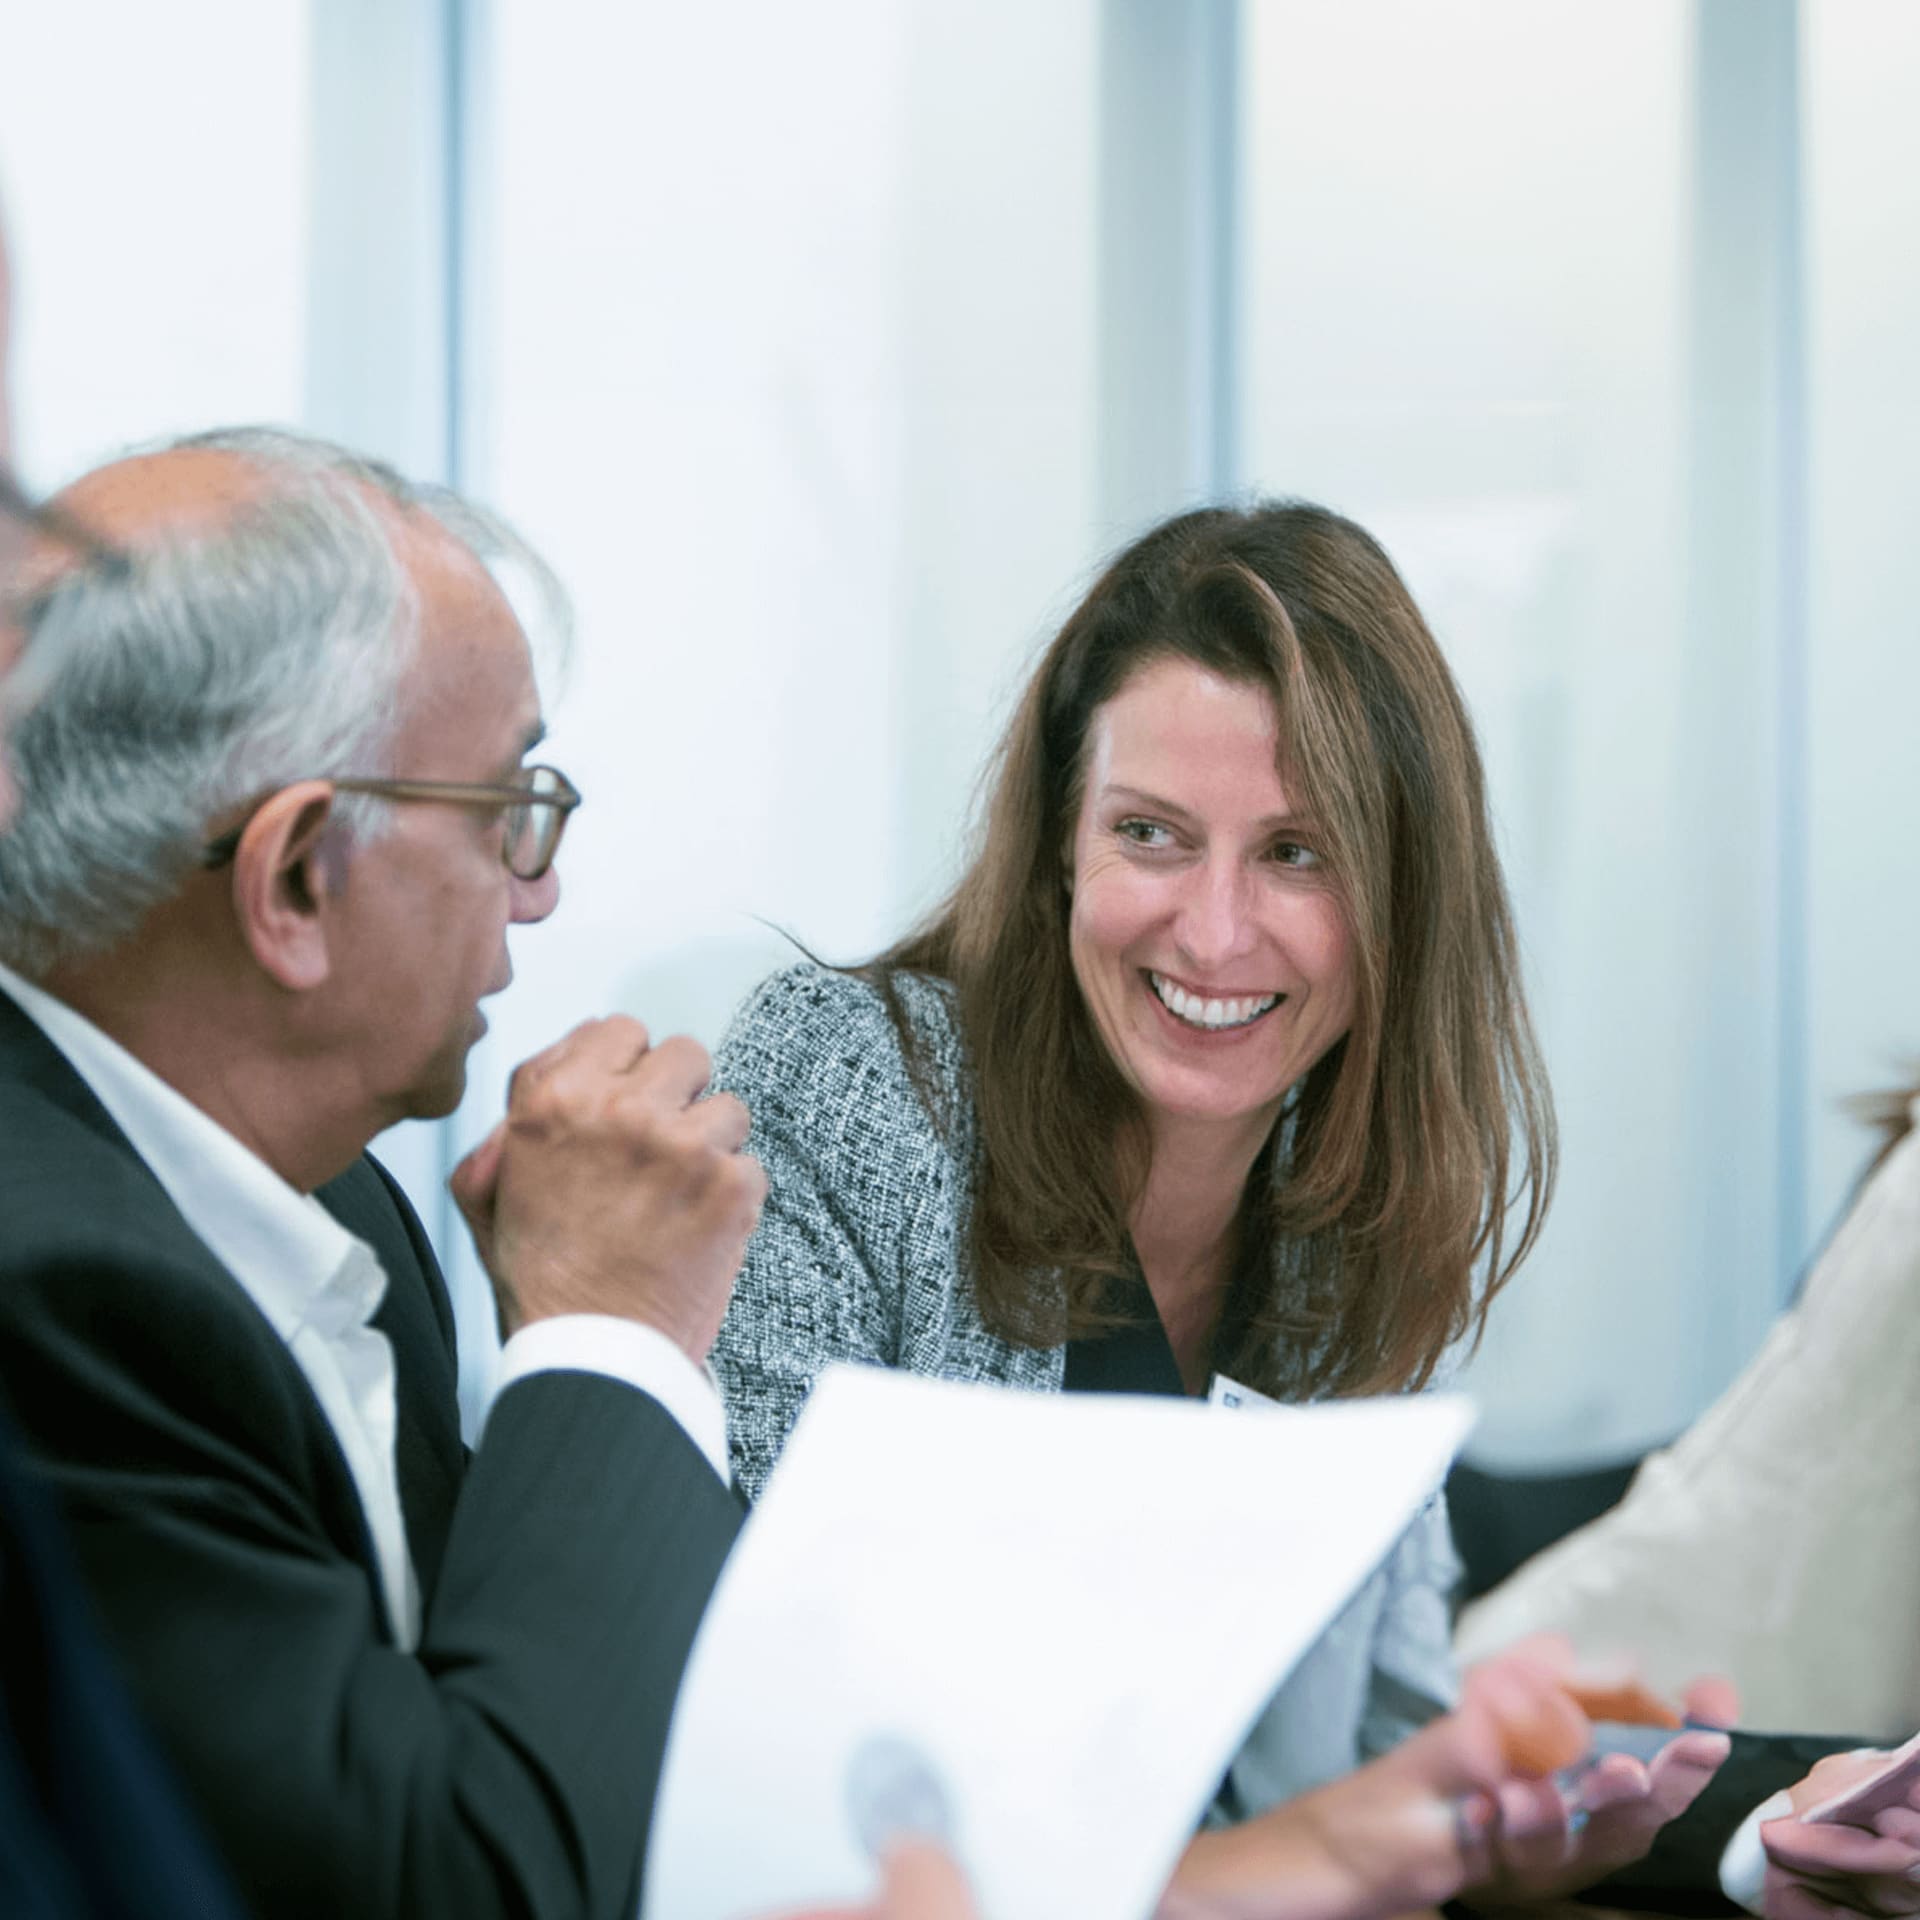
left=710, top=961, right=1460, bottom=1810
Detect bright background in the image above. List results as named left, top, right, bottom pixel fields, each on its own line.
left=3, top=0, right=1914, bottom=1463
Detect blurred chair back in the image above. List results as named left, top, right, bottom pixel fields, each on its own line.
left=1458, top=1098, right=1920, bottom=1740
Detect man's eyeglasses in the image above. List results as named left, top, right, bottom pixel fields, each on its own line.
left=202, top=764, right=583, bottom=881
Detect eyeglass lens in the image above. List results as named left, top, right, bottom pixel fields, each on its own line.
left=505, top=766, right=568, bottom=879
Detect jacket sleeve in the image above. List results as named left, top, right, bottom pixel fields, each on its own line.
left=0, top=1169, right=740, bottom=1920
left=1357, top=1487, right=1461, bottom=1758
left=708, top=964, right=971, bottom=1503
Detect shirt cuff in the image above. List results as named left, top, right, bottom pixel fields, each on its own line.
left=495, top=1315, right=730, bottom=1485
left=1720, top=1790, right=1794, bottom=1915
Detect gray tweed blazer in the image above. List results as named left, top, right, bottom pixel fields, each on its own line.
left=710, top=961, right=1460, bottom=1811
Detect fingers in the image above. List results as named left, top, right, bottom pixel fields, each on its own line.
left=1764, top=1819, right=1920, bottom=1880
left=1577, top=1752, right=1653, bottom=1816
left=450, top=1119, right=507, bottom=1225
left=690, top=1088, right=752, bottom=1153
left=1767, top=1876, right=1865, bottom=1920
left=1490, top=1776, right=1577, bottom=1882
left=1645, top=1728, right=1735, bottom=1818
left=1453, top=1664, right=1729, bottom=1901
left=1791, top=1752, right=1893, bottom=1818
left=478, top=1013, right=764, bottom=1352
left=628, top=1031, right=719, bottom=1110
left=766, top=1845, right=978, bottom=1920
left=876, top=1841, right=978, bottom=1920
left=1402, top=1684, right=1510, bottom=1802
left=1682, top=1673, right=1741, bottom=1730
left=508, top=1023, right=732, bottom=1132
left=1462, top=1651, right=1590, bottom=1778
left=505, top=1014, right=651, bottom=1104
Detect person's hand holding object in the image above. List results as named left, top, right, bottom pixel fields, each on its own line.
left=1159, top=1642, right=1592, bottom=1919
left=771, top=1841, right=980, bottom=1920
left=1760, top=1748, right=1920, bottom=1920
left=1461, top=1638, right=1737, bottom=1902
left=451, top=1014, right=766, bottom=1358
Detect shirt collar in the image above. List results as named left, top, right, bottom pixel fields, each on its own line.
left=0, top=959, right=384, bottom=1341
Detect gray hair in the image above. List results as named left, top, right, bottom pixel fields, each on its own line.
left=0, top=425, right=567, bottom=977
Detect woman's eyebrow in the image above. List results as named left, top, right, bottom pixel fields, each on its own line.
left=1103, top=783, right=1193, bottom=821
left=1102, top=783, right=1315, bottom=835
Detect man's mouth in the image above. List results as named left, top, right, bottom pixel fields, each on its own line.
left=1147, top=971, right=1282, bottom=1033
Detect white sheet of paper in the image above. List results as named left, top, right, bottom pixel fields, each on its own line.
left=645, top=1367, right=1473, bottom=1920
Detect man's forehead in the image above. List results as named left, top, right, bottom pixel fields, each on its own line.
left=52, top=446, right=280, bottom=547
left=392, top=500, right=506, bottom=603
left=396, top=512, right=543, bottom=756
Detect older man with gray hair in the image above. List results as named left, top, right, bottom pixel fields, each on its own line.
left=0, top=421, right=760, bottom=1920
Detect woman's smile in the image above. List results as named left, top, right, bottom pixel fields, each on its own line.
left=1145, top=970, right=1283, bottom=1034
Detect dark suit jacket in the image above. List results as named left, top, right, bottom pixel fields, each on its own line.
left=0, top=987, right=742, bottom=1920
left=0, top=1394, right=245, bottom=1920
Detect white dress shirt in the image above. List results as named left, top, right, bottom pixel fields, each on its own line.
left=0, top=962, right=730, bottom=1653
left=1720, top=1788, right=1795, bottom=1914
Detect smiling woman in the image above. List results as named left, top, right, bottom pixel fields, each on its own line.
left=709, top=500, right=1556, bottom=1818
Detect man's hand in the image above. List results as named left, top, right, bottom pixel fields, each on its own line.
left=451, top=1015, right=766, bottom=1360
left=1762, top=1750, right=1920, bottom=1920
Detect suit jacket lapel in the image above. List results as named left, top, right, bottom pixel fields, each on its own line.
left=0, top=988, right=422, bottom=1630
left=315, top=1159, right=467, bottom=1597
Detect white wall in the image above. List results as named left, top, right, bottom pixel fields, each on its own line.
left=1803, top=0, right=1920, bottom=1239
left=439, top=0, right=1105, bottom=1396
left=1239, top=0, right=1785, bottom=1464
left=1239, top=0, right=1920, bottom=1467
left=0, top=1, right=309, bottom=488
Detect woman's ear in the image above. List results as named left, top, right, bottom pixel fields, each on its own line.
left=224, top=780, right=344, bottom=992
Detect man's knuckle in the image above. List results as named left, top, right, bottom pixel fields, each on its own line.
left=604, top=1013, right=650, bottom=1052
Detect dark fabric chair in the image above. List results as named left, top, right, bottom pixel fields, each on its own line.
left=1446, top=1455, right=1647, bottom=1607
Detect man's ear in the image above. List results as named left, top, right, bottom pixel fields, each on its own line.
left=225, top=780, right=347, bottom=992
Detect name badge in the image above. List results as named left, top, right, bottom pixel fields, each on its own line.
left=1206, top=1372, right=1280, bottom=1411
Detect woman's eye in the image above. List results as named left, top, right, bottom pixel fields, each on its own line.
left=1269, top=839, right=1321, bottom=869
left=1115, top=817, right=1175, bottom=849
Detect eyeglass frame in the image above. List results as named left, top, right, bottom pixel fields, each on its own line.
left=200, top=764, right=583, bottom=881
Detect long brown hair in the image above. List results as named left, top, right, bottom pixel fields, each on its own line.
left=871, top=502, right=1556, bottom=1397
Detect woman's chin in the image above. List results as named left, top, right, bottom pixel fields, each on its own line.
left=1132, top=1067, right=1290, bottom=1137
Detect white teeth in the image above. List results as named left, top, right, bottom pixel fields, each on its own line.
left=1148, top=973, right=1280, bottom=1032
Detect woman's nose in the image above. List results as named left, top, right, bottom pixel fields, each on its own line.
left=1173, top=857, right=1254, bottom=967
